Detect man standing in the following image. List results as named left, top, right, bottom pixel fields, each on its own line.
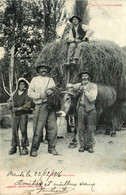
left=28, top=64, right=58, bottom=157
left=7, top=78, right=31, bottom=155
left=65, top=15, right=93, bottom=66
left=72, top=70, right=98, bottom=153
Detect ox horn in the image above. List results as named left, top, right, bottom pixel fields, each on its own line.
left=61, top=91, right=76, bottom=97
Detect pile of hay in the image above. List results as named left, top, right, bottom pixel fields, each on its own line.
left=121, top=46, right=126, bottom=100
left=79, top=40, right=124, bottom=99
left=35, top=39, right=124, bottom=99
left=34, top=39, right=68, bottom=87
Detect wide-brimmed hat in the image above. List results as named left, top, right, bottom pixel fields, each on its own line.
left=35, top=64, right=52, bottom=73
left=79, top=70, right=92, bottom=79
left=69, top=15, right=82, bottom=23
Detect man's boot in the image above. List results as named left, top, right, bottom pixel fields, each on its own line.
left=30, top=148, right=37, bottom=157
left=9, top=147, right=17, bottom=155
left=48, top=147, right=58, bottom=155
left=22, top=147, right=28, bottom=155
left=87, top=147, right=94, bottom=153
left=78, top=146, right=85, bottom=152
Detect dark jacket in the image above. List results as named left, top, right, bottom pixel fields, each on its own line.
left=7, top=78, right=33, bottom=115
left=72, top=24, right=86, bottom=40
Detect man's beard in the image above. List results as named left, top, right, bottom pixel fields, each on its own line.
left=82, top=79, right=89, bottom=85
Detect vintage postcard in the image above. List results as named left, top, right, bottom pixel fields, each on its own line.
left=0, top=0, right=126, bottom=195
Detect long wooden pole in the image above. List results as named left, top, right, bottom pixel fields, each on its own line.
left=10, top=44, right=15, bottom=94
left=65, top=67, right=70, bottom=84
left=10, top=43, right=22, bottom=156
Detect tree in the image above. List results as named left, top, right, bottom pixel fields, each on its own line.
left=43, top=0, right=65, bottom=44
left=1, top=0, right=44, bottom=100
left=2, top=0, right=23, bottom=97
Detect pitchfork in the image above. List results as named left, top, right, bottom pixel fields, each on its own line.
left=2, top=72, right=22, bottom=155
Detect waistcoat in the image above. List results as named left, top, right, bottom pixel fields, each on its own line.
left=72, top=24, right=86, bottom=40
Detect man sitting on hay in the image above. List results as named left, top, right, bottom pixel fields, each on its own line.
left=64, top=14, right=93, bottom=67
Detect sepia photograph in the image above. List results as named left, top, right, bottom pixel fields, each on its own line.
left=0, top=0, right=126, bottom=194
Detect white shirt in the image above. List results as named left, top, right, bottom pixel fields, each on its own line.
left=80, top=83, right=98, bottom=105
left=28, top=76, right=55, bottom=104
left=73, top=82, right=98, bottom=102
left=83, top=82, right=98, bottom=102
left=18, top=90, right=24, bottom=96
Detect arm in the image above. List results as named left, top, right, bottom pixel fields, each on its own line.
left=82, top=24, right=93, bottom=40
left=28, top=78, right=41, bottom=99
left=47, top=78, right=56, bottom=89
left=68, top=28, right=75, bottom=42
left=7, top=97, right=14, bottom=110
left=18, top=96, right=33, bottom=111
left=66, top=83, right=82, bottom=94
left=84, top=84, right=98, bottom=102
left=12, top=93, right=33, bottom=112
left=46, top=78, right=56, bottom=95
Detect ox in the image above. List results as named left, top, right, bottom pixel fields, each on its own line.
left=59, top=84, right=117, bottom=148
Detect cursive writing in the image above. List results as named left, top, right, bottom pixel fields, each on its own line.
left=7, top=168, right=63, bottom=181
left=6, top=169, right=96, bottom=193
left=80, top=182, right=95, bottom=192
left=37, top=168, right=63, bottom=181
left=14, top=179, right=43, bottom=186
left=24, top=187, right=75, bottom=195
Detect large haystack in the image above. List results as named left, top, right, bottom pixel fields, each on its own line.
left=34, top=39, right=68, bottom=87
left=35, top=39, right=124, bottom=100
left=121, top=46, right=126, bottom=100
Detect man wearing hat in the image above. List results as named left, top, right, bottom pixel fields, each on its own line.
left=28, top=64, right=58, bottom=157
left=65, top=15, right=93, bottom=66
left=67, top=69, right=98, bottom=153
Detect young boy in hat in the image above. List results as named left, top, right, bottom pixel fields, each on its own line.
left=28, top=64, right=58, bottom=157
left=7, top=78, right=32, bottom=155
left=67, top=69, right=98, bottom=153
left=65, top=15, right=93, bottom=66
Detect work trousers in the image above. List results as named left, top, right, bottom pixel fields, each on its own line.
left=11, top=113, right=29, bottom=147
left=77, top=106, right=96, bottom=148
left=68, top=41, right=87, bottom=62
left=31, top=103, right=57, bottom=151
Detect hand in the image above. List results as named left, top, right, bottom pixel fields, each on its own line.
left=12, top=107, right=18, bottom=113
left=83, top=37, right=89, bottom=42
left=75, top=39, right=81, bottom=44
left=69, top=39, right=75, bottom=43
left=66, top=83, right=74, bottom=89
left=7, top=101, right=14, bottom=109
left=83, top=88, right=86, bottom=93
left=46, top=89, right=53, bottom=96
left=78, top=86, right=84, bottom=94
left=39, top=93, right=46, bottom=100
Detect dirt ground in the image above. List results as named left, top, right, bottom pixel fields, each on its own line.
left=0, top=117, right=126, bottom=195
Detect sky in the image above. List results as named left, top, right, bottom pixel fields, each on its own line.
left=88, top=0, right=126, bottom=47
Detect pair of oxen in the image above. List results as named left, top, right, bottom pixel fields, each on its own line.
left=55, top=83, right=117, bottom=148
